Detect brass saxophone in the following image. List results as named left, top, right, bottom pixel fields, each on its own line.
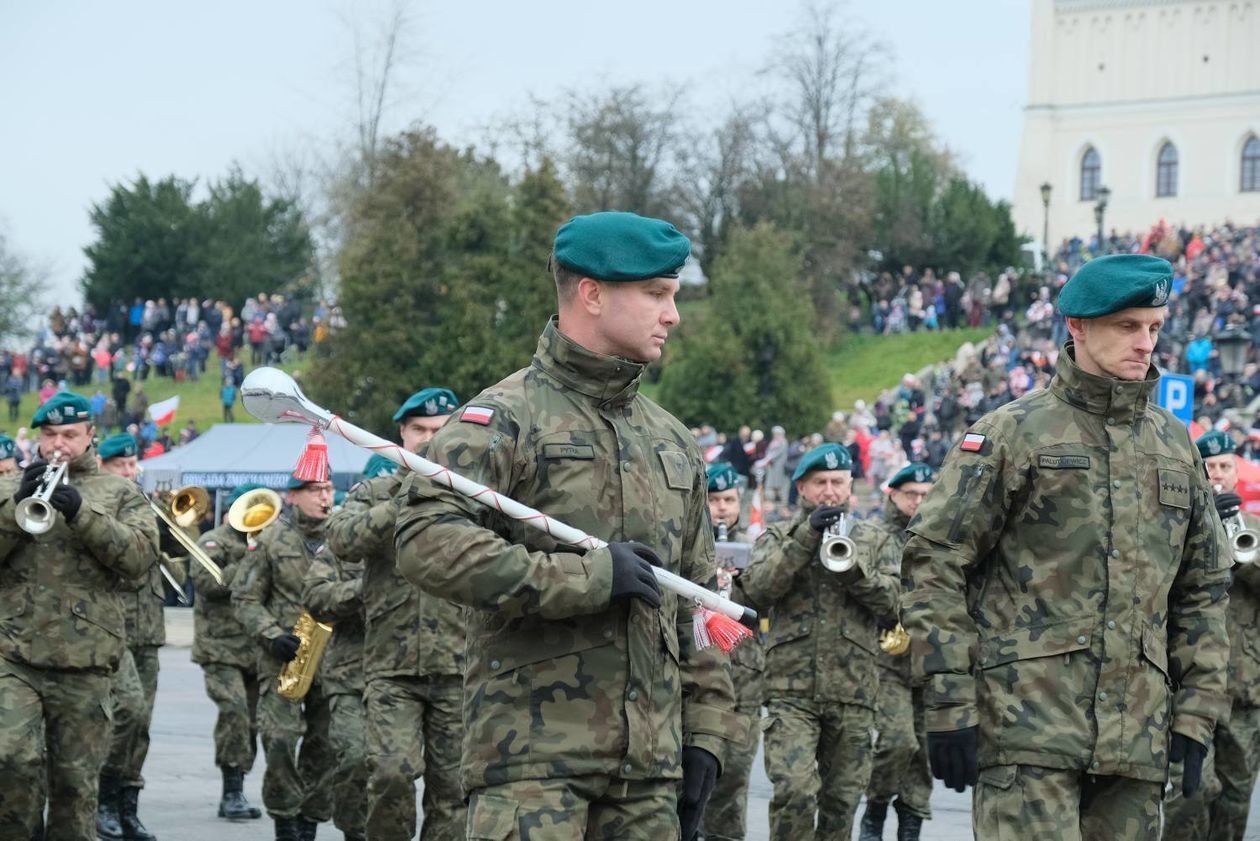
left=277, top=611, right=333, bottom=701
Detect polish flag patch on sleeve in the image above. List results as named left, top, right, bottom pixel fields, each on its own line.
left=461, top=406, right=495, bottom=426
left=960, top=432, right=986, bottom=452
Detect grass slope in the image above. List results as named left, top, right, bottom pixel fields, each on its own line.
left=826, top=327, right=992, bottom=411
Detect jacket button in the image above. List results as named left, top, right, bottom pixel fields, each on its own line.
left=622, top=461, right=632, bottom=471
left=1107, top=620, right=1117, bottom=630
left=1106, top=418, right=1114, bottom=426
left=1112, top=480, right=1121, bottom=489
left=1098, top=691, right=1108, bottom=701
left=604, top=628, right=614, bottom=640
left=489, top=659, right=501, bottom=670
left=623, top=763, right=633, bottom=775
left=627, top=689, right=639, bottom=701
left=1111, top=549, right=1120, bottom=559
left=1076, top=635, right=1088, bottom=645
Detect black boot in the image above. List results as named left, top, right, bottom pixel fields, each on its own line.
left=96, top=774, right=125, bottom=841
left=296, top=816, right=318, bottom=841
left=217, top=766, right=263, bottom=820
left=896, top=811, right=923, bottom=841
left=858, top=797, right=889, bottom=841
left=274, top=817, right=300, bottom=841
left=119, top=786, right=156, bottom=841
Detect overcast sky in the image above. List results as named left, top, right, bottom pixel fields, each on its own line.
left=0, top=1, right=1030, bottom=305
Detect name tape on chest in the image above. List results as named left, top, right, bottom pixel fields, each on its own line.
left=1037, top=455, right=1091, bottom=470
left=461, top=406, right=495, bottom=426
left=960, top=432, right=986, bottom=453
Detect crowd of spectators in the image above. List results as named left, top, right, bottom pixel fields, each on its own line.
left=704, top=218, right=1260, bottom=521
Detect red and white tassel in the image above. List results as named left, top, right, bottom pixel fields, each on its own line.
left=692, top=604, right=754, bottom=653
left=293, top=427, right=330, bottom=483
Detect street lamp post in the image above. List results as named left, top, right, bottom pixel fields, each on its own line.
left=1039, top=182, right=1052, bottom=271
left=1094, top=186, right=1111, bottom=254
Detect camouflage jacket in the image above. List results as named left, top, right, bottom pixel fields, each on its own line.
left=870, top=503, right=914, bottom=682
left=719, top=526, right=764, bottom=713
left=1226, top=510, right=1260, bottom=707
left=903, top=345, right=1231, bottom=784
left=192, top=523, right=254, bottom=668
left=741, top=505, right=900, bottom=709
left=302, top=543, right=364, bottom=696
left=395, top=318, right=738, bottom=790
left=325, top=472, right=466, bottom=682
left=120, top=533, right=186, bottom=650
left=0, top=448, right=159, bottom=673
left=232, top=508, right=328, bottom=678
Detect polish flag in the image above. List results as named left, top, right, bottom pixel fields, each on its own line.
left=746, top=488, right=765, bottom=540
left=148, top=395, right=180, bottom=426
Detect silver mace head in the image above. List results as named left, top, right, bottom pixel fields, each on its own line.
left=241, top=367, right=333, bottom=427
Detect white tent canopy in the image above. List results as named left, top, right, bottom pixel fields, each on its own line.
left=138, top=423, right=370, bottom=495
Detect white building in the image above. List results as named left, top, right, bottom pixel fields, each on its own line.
left=1012, top=0, right=1260, bottom=249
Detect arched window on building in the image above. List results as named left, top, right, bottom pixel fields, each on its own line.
left=1080, top=147, right=1101, bottom=200
left=1243, top=135, right=1260, bottom=193
left=1156, top=142, right=1178, bottom=197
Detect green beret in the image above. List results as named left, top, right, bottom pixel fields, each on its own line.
left=706, top=463, right=740, bottom=493
left=287, top=474, right=312, bottom=491
left=553, top=211, right=690, bottom=282
left=226, top=482, right=267, bottom=508
left=32, top=391, right=93, bottom=427
left=888, top=462, right=934, bottom=488
left=791, top=443, right=852, bottom=482
left=393, top=387, right=459, bottom=423
left=1057, top=254, right=1173, bottom=319
left=1196, top=430, right=1236, bottom=459
left=363, top=453, right=400, bottom=479
left=98, top=433, right=139, bottom=461
left=0, top=435, right=16, bottom=461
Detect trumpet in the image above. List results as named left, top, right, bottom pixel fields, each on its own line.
left=1226, top=515, right=1260, bottom=565
left=15, top=455, right=69, bottom=535
left=819, top=513, right=857, bottom=573
left=148, top=486, right=225, bottom=585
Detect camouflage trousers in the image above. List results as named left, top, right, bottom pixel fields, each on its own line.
left=762, top=696, right=875, bottom=841
left=1163, top=702, right=1260, bottom=841
left=865, top=672, right=932, bottom=819
left=201, top=660, right=260, bottom=771
left=466, top=775, right=680, bottom=840
left=257, top=676, right=334, bottom=821
left=328, top=691, right=368, bottom=838
left=973, top=764, right=1161, bottom=841
left=104, top=644, right=158, bottom=786
left=0, top=655, right=113, bottom=840
left=364, top=673, right=465, bottom=841
left=702, top=704, right=761, bottom=840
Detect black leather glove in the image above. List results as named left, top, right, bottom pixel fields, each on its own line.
left=877, top=615, right=900, bottom=632
left=1170, top=732, right=1207, bottom=797
left=928, top=726, right=979, bottom=793
left=267, top=633, right=301, bottom=663
left=608, top=542, right=662, bottom=609
left=1215, top=491, right=1243, bottom=521
left=677, top=746, right=719, bottom=841
left=13, top=460, right=47, bottom=503
left=49, top=484, right=82, bottom=523
left=808, top=505, right=844, bottom=532
left=157, top=518, right=188, bottom=557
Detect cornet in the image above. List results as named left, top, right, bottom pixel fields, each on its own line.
left=1214, top=484, right=1259, bottom=565
left=16, top=455, right=69, bottom=535
left=819, top=513, right=857, bottom=573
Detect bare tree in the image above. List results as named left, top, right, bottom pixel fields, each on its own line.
left=673, top=107, right=757, bottom=275
left=0, top=226, right=47, bottom=342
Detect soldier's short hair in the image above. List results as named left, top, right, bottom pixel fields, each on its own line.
left=553, top=256, right=583, bottom=304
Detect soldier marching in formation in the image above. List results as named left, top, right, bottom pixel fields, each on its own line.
left=13, top=222, right=1260, bottom=841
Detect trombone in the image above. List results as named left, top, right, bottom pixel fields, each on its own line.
left=15, top=455, right=69, bottom=535
left=148, top=486, right=225, bottom=585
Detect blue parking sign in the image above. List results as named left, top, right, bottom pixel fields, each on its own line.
left=1158, top=373, right=1194, bottom=426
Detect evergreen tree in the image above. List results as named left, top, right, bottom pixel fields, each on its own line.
left=658, top=223, right=829, bottom=433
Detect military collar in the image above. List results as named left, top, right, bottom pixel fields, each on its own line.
left=290, top=506, right=328, bottom=541
left=881, top=501, right=911, bottom=533
left=1050, top=341, right=1156, bottom=424
left=67, top=447, right=100, bottom=478
left=532, top=317, right=644, bottom=408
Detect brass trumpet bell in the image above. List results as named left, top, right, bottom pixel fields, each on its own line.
left=228, top=488, right=283, bottom=535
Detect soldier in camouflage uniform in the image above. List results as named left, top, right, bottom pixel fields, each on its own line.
left=741, top=443, right=901, bottom=841
left=858, top=463, right=935, bottom=841
left=96, top=432, right=182, bottom=841
left=0, top=433, right=20, bottom=474
left=324, top=389, right=467, bottom=841
left=902, top=254, right=1231, bottom=840
left=701, top=462, right=763, bottom=841
left=395, top=212, right=739, bottom=841
left=194, top=483, right=266, bottom=821
left=233, top=474, right=336, bottom=841
left=1163, top=430, right=1260, bottom=840
left=0, top=392, right=159, bottom=839
left=303, top=542, right=368, bottom=840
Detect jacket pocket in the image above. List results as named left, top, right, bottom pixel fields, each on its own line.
left=468, top=794, right=518, bottom=840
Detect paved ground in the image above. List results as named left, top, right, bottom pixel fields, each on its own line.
left=142, top=609, right=1255, bottom=840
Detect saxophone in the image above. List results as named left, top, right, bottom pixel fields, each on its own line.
left=277, top=611, right=333, bottom=701
left=879, top=623, right=911, bottom=656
